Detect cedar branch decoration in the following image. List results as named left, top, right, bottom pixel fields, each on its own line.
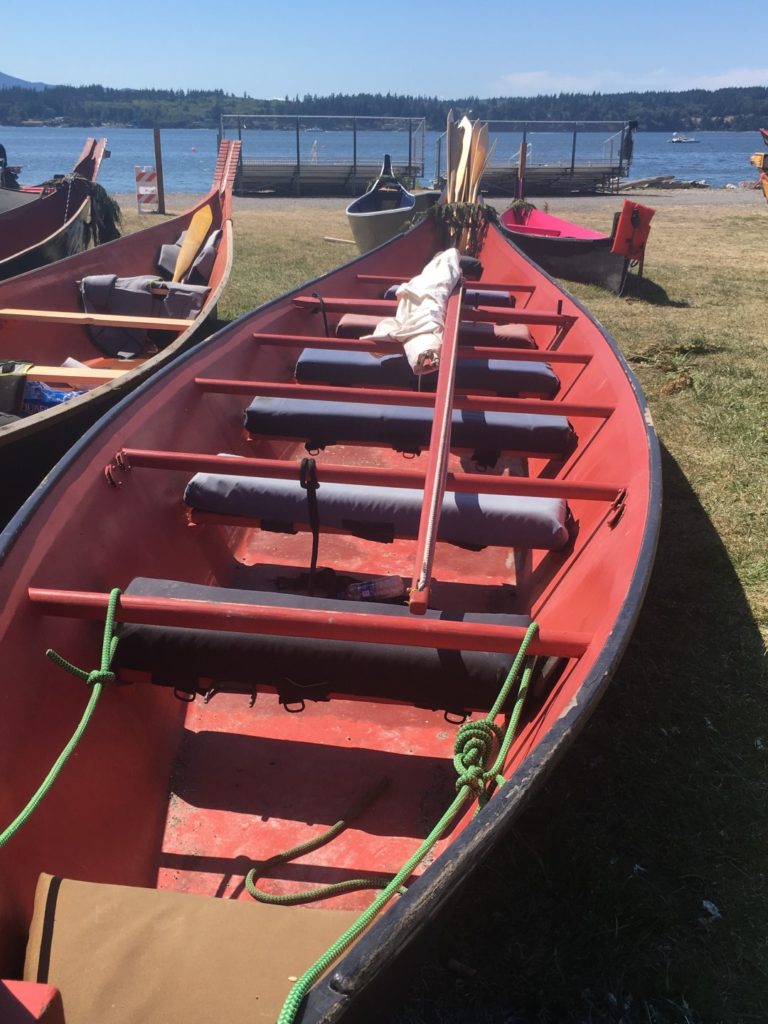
left=426, top=202, right=498, bottom=257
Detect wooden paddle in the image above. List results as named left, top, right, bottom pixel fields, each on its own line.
left=446, top=110, right=459, bottom=203
left=454, top=116, right=474, bottom=204
left=467, top=123, right=488, bottom=203
left=470, top=135, right=495, bottom=203
left=467, top=121, right=481, bottom=193
left=517, top=140, right=528, bottom=201
left=172, top=204, right=213, bottom=283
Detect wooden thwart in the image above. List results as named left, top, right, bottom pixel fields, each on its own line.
left=27, top=365, right=127, bottom=387
left=0, top=308, right=194, bottom=331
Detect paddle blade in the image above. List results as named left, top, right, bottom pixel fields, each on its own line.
left=454, top=116, right=474, bottom=204
left=468, top=123, right=488, bottom=202
left=172, top=205, right=213, bottom=283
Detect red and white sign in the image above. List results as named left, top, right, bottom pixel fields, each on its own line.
left=134, top=166, right=159, bottom=213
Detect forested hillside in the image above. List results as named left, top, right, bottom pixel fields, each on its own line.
left=1, top=82, right=766, bottom=130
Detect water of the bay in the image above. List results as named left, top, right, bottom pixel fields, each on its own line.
left=0, top=124, right=760, bottom=193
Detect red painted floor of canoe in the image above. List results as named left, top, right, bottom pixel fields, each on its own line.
left=155, top=690, right=475, bottom=911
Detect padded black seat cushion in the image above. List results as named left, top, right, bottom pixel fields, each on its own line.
left=295, top=349, right=560, bottom=398
left=244, top=397, right=574, bottom=457
left=184, top=474, right=571, bottom=550
left=115, top=578, right=533, bottom=709
left=335, top=313, right=535, bottom=348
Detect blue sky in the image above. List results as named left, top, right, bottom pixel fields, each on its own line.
left=5, top=0, right=767, bottom=97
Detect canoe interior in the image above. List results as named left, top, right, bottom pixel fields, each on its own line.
left=0, top=218, right=659, bottom=1017
left=0, top=140, right=240, bottom=525
left=501, top=205, right=607, bottom=241
left=0, top=189, right=39, bottom=214
left=347, top=181, right=415, bottom=215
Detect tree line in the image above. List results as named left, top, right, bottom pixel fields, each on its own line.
left=1, top=83, right=767, bottom=131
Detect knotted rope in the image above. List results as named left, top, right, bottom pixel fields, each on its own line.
left=0, top=588, right=121, bottom=849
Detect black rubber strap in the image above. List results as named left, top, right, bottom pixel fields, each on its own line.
left=311, top=292, right=330, bottom=337
left=300, top=457, right=320, bottom=594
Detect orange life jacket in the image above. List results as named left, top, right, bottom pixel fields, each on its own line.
left=610, top=200, right=655, bottom=260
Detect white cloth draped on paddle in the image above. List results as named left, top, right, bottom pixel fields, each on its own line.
left=361, top=248, right=462, bottom=374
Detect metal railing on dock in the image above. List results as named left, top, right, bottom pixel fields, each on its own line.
left=220, top=114, right=426, bottom=197
left=435, top=119, right=637, bottom=196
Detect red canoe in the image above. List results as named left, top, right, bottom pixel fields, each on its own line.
left=500, top=200, right=654, bottom=294
left=0, top=138, right=110, bottom=280
left=0, top=211, right=660, bottom=1023
left=0, top=139, right=240, bottom=525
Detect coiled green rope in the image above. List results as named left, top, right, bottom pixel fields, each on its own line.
left=0, top=588, right=121, bottom=849
left=268, top=621, right=539, bottom=1024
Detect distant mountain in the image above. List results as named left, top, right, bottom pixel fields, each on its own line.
left=0, top=71, right=50, bottom=91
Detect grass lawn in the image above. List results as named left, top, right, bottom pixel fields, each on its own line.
left=125, top=193, right=768, bottom=1023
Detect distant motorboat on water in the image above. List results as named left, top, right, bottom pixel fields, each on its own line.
left=669, top=132, right=700, bottom=144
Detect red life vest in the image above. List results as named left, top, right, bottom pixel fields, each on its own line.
left=610, top=200, right=655, bottom=260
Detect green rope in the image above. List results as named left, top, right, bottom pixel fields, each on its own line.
left=245, top=778, right=402, bottom=905
left=0, top=588, right=121, bottom=849
left=272, top=621, right=539, bottom=1024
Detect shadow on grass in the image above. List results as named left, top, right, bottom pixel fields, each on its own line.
left=391, top=443, right=767, bottom=1024
left=624, top=276, right=689, bottom=307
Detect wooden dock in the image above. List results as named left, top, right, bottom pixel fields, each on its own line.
left=223, top=115, right=636, bottom=199
left=222, top=114, right=427, bottom=198
left=479, top=164, right=620, bottom=196
left=236, top=161, right=418, bottom=197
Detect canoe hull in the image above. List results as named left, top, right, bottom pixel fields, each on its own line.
left=0, top=215, right=660, bottom=1020
left=503, top=228, right=628, bottom=292
left=500, top=206, right=629, bottom=293
left=0, top=199, right=92, bottom=279
left=347, top=190, right=440, bottom=253
left=0, top=139, right=108, bottom=280
left=346, top=159, right=439, bottom=252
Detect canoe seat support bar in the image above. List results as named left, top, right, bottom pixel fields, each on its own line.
left=193, top=377, right=612, bottom=419
left=27, top=587, right=590, bottom=659
left=356, top=274, right=537, bottom=300
left=291, top=295, right=577, bottom=348
left=251, top=332, right=593, bottom=365
left=110, top=448, right=622, bottom=502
